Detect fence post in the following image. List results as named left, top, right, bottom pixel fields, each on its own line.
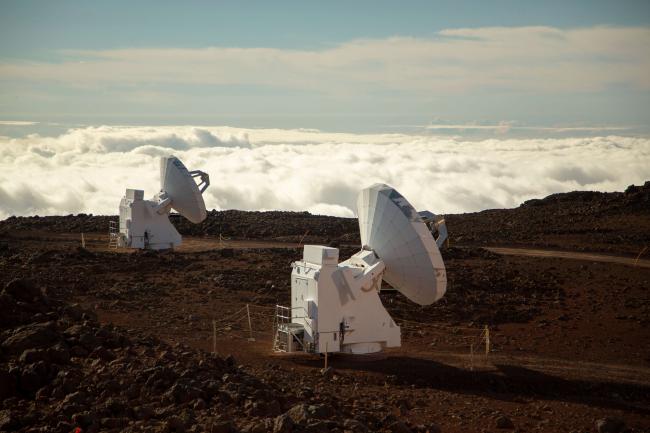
left=81, top=233, right=86, bottom=248
left=212, top=320, right=217, bottom=355
left=635, top=246, right=648, bottom=267
left=470, top=343, right=474, bottom=371
left=247, top=304, right=255, bottom=341
left=484, top=325, right=490, bottom=359
left=324, top=341, right=328, bottom=370
left=298, top=230, right=309, bottom=248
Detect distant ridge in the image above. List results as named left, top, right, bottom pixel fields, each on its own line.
left=1, top=182, right=648, bottom=255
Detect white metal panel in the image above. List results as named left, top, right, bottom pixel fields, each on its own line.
left=303, top=244, right=339, bottom=265
left=357, top=188, right=370, bottom=246
left=356, top=183, right=447, bottom=305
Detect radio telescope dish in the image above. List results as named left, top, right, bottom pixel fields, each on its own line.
left=278, top=183, right=448, bottom=355
left=114, top=155, right=210, bottom=250
left=357, top=183, right=446, bottom=305
left=160, top=156, right=210, bottom=224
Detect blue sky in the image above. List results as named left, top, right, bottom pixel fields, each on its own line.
left=3, top=1, right=650, bottom=53
left=1, top=0, right=649, bottom=133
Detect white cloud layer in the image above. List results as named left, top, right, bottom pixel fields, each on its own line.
left=1, top=125, right=648, bottom=220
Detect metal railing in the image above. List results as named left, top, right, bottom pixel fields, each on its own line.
left=273, top=305, right=316, bottom=353
left=272, top=305, right=346, bottom=354
left=108, top=221, right=119, bottom=249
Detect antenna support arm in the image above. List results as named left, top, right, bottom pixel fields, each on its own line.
left=189, top=170, right=210, bottom=193
left=153, top=192, right=173, bottom=215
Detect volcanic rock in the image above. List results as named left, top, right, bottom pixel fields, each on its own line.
left=1, top=322, right=58, bottom=354
left=2, top=279, right=41, bottom=303
left=595, top=417, right=626, bottom=433
left=271, top=414, right=293, bottom=433
left=495, top=415, right=514, bottom=429
left=388, top=420, right=414, bottom=433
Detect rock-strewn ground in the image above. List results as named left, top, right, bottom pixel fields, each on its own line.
left=2, top=278, right=441, bottom=433
left=446, top=181, right=650, bottom=255
left=1, top=183, right=649, bottom=432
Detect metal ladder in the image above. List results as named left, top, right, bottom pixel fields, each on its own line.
left=273, top=326, right=289, bottom=352
left=108, top=221, right=119, bottom=249
left=273, top=324, right=307, bottom=353
left=272, top=305, right=290, bottom=352
left=272, top=305, right=311, bottom=353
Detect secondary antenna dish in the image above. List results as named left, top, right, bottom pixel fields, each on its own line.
left=418, top=210, right=449, bottom=249
left=358, top=184, right=446, bottom=305
left=112, top=155, right=210, bottom=250
left=275, top=184, right=448, bottom=355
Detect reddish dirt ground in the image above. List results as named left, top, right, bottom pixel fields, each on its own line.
left=1, top=226, right=649, bottom=432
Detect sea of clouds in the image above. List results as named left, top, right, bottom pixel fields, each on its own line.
left=0, top=125, right=648, bottom=220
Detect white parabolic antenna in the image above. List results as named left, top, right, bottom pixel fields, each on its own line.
left=279, top=183, right=448, bottom=355
left=160, top=156, right=209, bottom=224
left=113, top=155, right=210, bottom=250
left=358, top=183, right=446, bottom=305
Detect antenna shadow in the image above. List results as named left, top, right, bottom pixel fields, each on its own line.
left=290, top=355, right=650, bottom=415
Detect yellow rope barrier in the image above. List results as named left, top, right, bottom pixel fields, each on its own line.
left=634, top=246, right=648, bottom=267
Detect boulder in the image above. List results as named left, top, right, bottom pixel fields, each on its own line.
left=0, top=409, right=18, bottom=431
left=273, top=413, right=294, bottom=433
left=61, top=391, right=89, bottom=406
left=307, top=404, right=337, bottom=420
left=19, top=348, right=50, bottom=364
left=1, top=322, right=58, bottom=354
left=596, top=417, right=626, bottom=433
left=102, top=397, right=128, bottom=416
left=246, top=419, right=272, bottom=433
left=343, top=418, right=369, bottom=433
left=48, top=344, right=71, bottom=364
left=388, top=421, right=413, bottom=433
left=89, top=346, right=116, bottom=361
left=193, top=398, right=206, bottom=410
left=164, top=382, right=204, bottom=404
left=3, top=279, right=41, bottom=302
left=0, top=368, right=17, bottom=399
left=495, top=415, right=514, bottom=429
left=303, top=421, right=333, bottom=432
left=69, top=345, right=89, bottom=358
left=421, top=423, right=441, bottom=433
left=211, top=420, right=238, bottom=433
left=286, top=404, right=310, bottom=425
left=133, top=405, right=154, bottom=421
left=100, top=417, right=129, bottom=429
left=71, top=411, right=96, bottom=428
left=165, top=416, right=186, bottom=433
left=18, top=364, right=44, bottom=394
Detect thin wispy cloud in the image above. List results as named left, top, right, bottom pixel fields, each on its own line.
left=2, top=25, right=647, bottom=130
left=0, top=120, right=39, bottom=126
left=2, top=27, right=648, bottom=94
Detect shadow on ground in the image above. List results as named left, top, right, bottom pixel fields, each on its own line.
left=291, top=355, right=650, bottom=415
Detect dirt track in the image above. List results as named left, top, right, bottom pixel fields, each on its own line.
left=22, top=231, right=650, bottom=269
left=485, top=247, right=650, bottom=269
left=170, top=238, right=650, bottom=270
